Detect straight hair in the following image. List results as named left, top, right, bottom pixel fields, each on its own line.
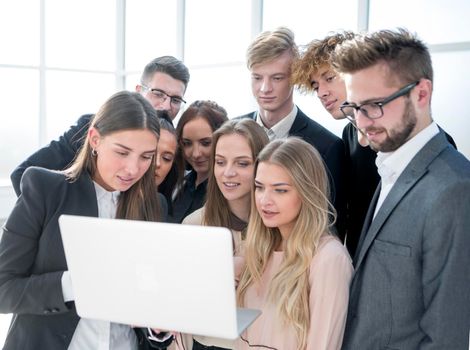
left=203, top=119, right=269, bottom=231
left=64, top=91, right=162, bottom=221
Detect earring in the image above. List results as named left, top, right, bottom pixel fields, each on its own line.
left=91, top=148, right=97, bottom=157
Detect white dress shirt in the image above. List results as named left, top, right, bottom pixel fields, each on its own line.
left=256, top=105, right=297, bottom=140
left=62, top=182, right=138, bottom=350
left=373, top=122, right=439, bottom=218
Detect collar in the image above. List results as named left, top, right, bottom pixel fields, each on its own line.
left=376, top=122, right=439, bottom=183
left=256, top=105, right=297, bottom=140
left=93, top=181, right=120, bottom=205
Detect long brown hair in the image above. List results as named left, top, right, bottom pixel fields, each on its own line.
left=64, top=91, right=162, bottom=221
left=203, top=119, right=268, bottom=230
left=174, top=100, right=228, bottom=192
left=237, top=137, right=335, bottom=349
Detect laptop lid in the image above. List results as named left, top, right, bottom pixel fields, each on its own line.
left=58, top=214, right=259, bottom=340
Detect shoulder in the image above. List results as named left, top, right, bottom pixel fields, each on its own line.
left=182, top=206, right=205, bottom=225
left=292, top=109, right=342, bottom=147
left=22, top=166, right=66, bottom=188
left=235, top=111, right=256, bottom=120
left=310, top=235, right=353, bottom=275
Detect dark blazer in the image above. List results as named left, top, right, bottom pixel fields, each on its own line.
left=0, top=167, right=168, bottom=350
left=239, top=108, right=347, bottom=239
left=168, top=171, right=208, bottom=224
left=10, top=114, right=93, bottom=196
left=342, top=132, right=470, bottom=349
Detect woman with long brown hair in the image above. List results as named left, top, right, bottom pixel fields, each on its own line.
left=0, top=91, right=164, bottom=350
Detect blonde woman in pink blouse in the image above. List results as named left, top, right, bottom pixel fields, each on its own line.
left=236, top=137, right=353, bottom=350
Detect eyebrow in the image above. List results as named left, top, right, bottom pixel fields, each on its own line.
left=215, top=154, right=252, bottom=159
left=114, top=143, right=156, bottom=154
left=254, top=179, right=291, bottom=186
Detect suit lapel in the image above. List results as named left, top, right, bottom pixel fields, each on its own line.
left=353, top=184, right=380, bottom=265
left=288, top=108, right=307, bottom=135
left=354, top=132, right=450, bottom=271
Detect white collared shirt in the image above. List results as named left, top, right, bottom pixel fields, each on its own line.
left=256, top=105, right=298, bottom=140
left=373, top=122, right=439, bottom=218
left=62, top=182, right=138, bottom=350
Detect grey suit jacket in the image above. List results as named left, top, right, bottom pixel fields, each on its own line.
left=0, top=167, right=167, bottom=349
left=342, top=132, right=470, bottom=349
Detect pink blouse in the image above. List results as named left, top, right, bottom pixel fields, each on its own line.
left=237, top=235, right=353, bottom=350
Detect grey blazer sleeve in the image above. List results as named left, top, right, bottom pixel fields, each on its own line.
left=0, top=168, right=70, bottom=315
left=10, top=114, right=93, bottom=196
left=419, top=178, right=470, bottom=348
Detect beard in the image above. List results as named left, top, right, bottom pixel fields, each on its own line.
left=368, top=99, right=417, bottom=152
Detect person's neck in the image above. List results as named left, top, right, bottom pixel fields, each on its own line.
left=195, top=172, right=208, bottom=187
left=258, top=101, right=294, bottom=129
left=228, top=195, right=250, bottom=223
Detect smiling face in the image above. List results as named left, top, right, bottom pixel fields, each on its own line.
left=181, top=116, right=213, bottom=182
left=89, top=128, right=158, bottom=192
left=214, top=133, right=255, bottom=211
left=310, top=65, right=347, bottom=120
left=254, top=161, right=302, bottom=238
left=154, top=129, right=177, bottom=186
left=250, top=51, right=295, bottom=127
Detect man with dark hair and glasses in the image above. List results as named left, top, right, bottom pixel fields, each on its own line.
left=10, top=56, right=190, bottom=197
left=332, top=28, right=470, bottom=350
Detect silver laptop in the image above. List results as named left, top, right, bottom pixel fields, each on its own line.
left=58, top=214, right=260, bottom=340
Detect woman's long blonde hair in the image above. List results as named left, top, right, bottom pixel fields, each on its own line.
left=236, top=137, right=335, bottom=349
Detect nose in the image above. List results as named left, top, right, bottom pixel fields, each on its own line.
left=258, top=190, right=272, bottom=206
left=125, top=157, right=140, bottom=176
left=317, top=83, right=329, bottom=99
left=260, top=78, right=272, bottom=93
left=157, top=97, right=172, bottom=111
left=355, top=110, right=374, bottom=130
left=223, top=163, right=236, bottom=177
left=192, top=144, right=202, bottom=158
left=155, top=154, right=161, bottom=169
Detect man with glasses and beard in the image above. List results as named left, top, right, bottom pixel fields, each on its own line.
left=292, top=32, right=456, bottom=257
left=332, top=28, right=470, bottom=350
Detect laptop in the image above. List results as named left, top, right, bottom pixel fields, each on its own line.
left=58, top=214, right=260, bottom=340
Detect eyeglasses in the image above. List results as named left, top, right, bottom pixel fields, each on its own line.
left=340, top=81, right=419, bottom=121
left=141, top=85, right=186, bottom=108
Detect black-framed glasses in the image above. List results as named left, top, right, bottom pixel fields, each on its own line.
left=340, top=81, right=419, bottom=121
left=141, top=85, right=186, bottom=107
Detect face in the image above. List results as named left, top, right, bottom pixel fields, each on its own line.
left=255, top=162, right=302, bottom=238
left=250, top=51, right=294, bottom=124
left=214, top=133, right=255, bottom=206
left=154, top=129, right=177, bottom=186
left=181, top=117, right=213, bottom=179
left=345, top=64, right=418, bottom=152
left=89, top=128, right=157, bottom=192
left=137, top=72, right=186, bottom=119
left=310, top=65, right=347, bottom=120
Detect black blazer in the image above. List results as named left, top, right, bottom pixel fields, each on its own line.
left=0, top=167, right=167, bottom=350
left=10, top=114, right=94, bottom=196
left=239, top=108, right=348, bottom=239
